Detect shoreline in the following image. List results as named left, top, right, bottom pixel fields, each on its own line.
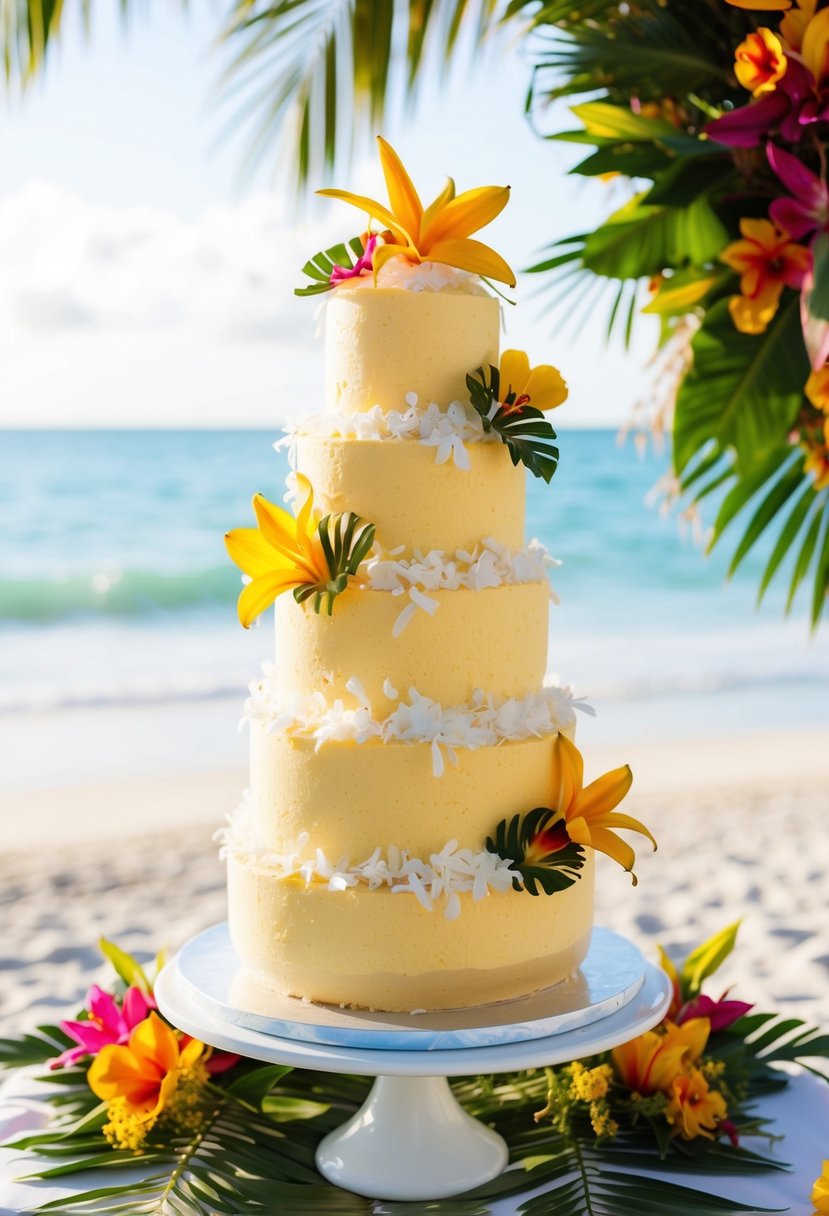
left=1, top=725, right=827, bottom=853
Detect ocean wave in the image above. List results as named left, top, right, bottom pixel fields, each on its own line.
left=1, top=660, right=825, bottom=718
left=0, top=567, right=236, bottom=623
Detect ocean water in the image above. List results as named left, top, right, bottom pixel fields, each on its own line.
left=2, top=429, right=827, bottom=788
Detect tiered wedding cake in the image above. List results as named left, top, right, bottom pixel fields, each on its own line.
left=221, top=139, right=655, bottom=1013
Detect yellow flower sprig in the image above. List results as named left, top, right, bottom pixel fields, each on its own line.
left=225, top=475, right=375, bottom=625
left=318, top=136, right=516, bottom=287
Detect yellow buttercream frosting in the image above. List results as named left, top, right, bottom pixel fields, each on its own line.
left=228, top=853, right=594, bottom=1012
left=296, top=435, right=524, bottom=553
left=272, top=583, right=549, bottom=716
left=325, top=286, right=499, bottom=413
left=249, top=726, right=572, bottom=860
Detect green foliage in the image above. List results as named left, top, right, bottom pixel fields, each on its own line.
left=673, top=298, right=809, bottom=475
left=296, top=236, right=367, bottom=297
left=467, top=366, right=560, bottom=483
left=293, top=513, right=376, bottom=615
left=99, top=938, right=151, bottom=993
left=680, top=922, right=741, bottom=999
left=485, top=806, right=585, bottom=896
left=0, top=1025, right=72, bottom=1070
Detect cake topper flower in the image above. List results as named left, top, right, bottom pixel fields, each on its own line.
left=225, top=475, right=375, bottom=624
left=467, top=350, right=567, bottom=483
left=315, top=135, right=516, bottom=287
left=488, top=734, right=656, bottom=890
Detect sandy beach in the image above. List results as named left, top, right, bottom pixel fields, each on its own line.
left=3, top=726, right=828, bottom=1038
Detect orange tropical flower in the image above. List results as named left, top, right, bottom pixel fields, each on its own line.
left=721, top=218, right=811, bottom=334
left=318, top=136, right=515, bottom=286
left=498, top=350, right=568, bottom=413
left=734, top=28, right=788, bottom=95
left=724, top=0, right=791, bottom=8
left=806, top=367, right=829, bottom=411
left=665, top=1067, right=728, bottom=1140
left=660, top=1017, right=711, bottom=1065
left=551, top=733, right=656, bottom=883
left=88, top=1012, right=205, bottom=1119
left=781, top=0, right=817, bottom=50
left=611, top=1029, right=688, bottom=1095
left=812, top=1160, right=829, bottom=1213
left=803, top=421, right=829, bottom=489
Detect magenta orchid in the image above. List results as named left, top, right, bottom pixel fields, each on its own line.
left=51, top=984, right=155, bottom=1069
left=768, top=143, right=829, bottom=237
left=706, top=56, right=816, bottom=147
left=676, top=992, right=753, bottom=1033
left=329, top=234, right=378, bottom=285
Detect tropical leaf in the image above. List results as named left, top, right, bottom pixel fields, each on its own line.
left=581, top=193, right=728, bottom=281
left=673, top=297, right=809, bottom=476
left=296, top=235, right=366, bottom=297
left=680, top=922, right=741, bottom=998
left=98, top=938, right=151, bottom=993
left=293, top=512, right=376, bottom=615
left=0, top=1025, right=73, bottom=1069
left=486, top=806, right=586, bottom=896
left=467, top=367, right=560, bottom=483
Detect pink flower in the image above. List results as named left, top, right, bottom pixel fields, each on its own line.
left=50, top=984, right=155, bottom=1069
left=768, top=143, right=829, bottom=239
left=329, top=234, right=378, bottom=285
left=706, top=56, right=816, bottom=147
left=676, top=991, right=753, bottom=1033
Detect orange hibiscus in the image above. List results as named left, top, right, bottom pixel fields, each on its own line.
left=721, top=218, right=811, bottom=333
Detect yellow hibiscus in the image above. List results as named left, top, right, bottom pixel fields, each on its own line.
left=812, top=1160, right=829, bottom=1213
left=88, top=1012, right=205, bottom=1120
left=665, top=1068, right=728, bottom=1141
left=498, top=350, right=568, bottom=413
left=318, top=136, right=515, bottom=286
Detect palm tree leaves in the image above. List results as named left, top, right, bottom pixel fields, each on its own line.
left=467, top=367, right=560, bottom=483
left=486, top=807, right=585, bottom=896
left=216, top=0, right=501, bottom=188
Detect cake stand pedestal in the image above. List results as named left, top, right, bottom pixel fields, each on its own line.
left=156, top=926, right=672, bottom=1202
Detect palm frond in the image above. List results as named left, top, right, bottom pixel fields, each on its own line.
left=216, top=0, right=501, bottom=188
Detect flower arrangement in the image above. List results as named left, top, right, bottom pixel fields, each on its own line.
left=225, top=474, right=375, bottom=624
left=523, top=0, right=829, bottom=625
left=296, top=136, right=515, bottom=294
left=1, top=927, right=827, bottom=1214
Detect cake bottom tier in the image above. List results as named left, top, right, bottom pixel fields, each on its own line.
left=227, top=853, right=594, bottom=1012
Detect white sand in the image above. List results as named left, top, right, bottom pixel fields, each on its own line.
left=2, top=727, right=828, bottom=1036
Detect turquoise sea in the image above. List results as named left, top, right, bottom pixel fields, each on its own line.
left=2, top=429, right=827, bottom=788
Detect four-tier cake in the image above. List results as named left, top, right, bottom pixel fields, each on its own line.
left=221, top=139, right=655, bottom=1013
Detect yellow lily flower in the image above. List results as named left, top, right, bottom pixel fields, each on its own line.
left=665, top=1068, right=728, bottom=1141
left=225, top=476, right=375, bottom=625
left=611, top=1029, right=689, bottom=1095
left=318, top=136, right=516, bottom=287
left=552, top=733, right=656, bottom=883
left=225, top=475, right=326, bottom=628
left=498, top=350, right=568, bottom=412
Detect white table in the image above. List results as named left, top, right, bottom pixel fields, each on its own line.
left=1, top=1067, right=827, bottom=1214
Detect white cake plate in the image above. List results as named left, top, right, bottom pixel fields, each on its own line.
left=156, top=927, right=672, bottom=1202
left=173, top=922, right=648, bottom=1050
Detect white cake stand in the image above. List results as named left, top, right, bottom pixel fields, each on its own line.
left=156, top=926, right=671, bottom=1202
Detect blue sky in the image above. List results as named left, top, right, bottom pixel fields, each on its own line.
left=0, top=3, right=656, bottom=426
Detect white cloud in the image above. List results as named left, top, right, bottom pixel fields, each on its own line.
left=0, top=181, right=342, bottom=425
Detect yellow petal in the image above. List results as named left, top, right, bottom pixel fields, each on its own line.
left=130, top=1012, right=179, bottom=1074
left=576, top=764, right=634, bottom=821
left=152, top=1066, right=180, bottom=1118
left=553, top=732, right=584, bottom=816
left=371, top=240, right=416, bottom=284
left=571, top=819, right=638, bottom=881
left=179, top=1037, right=206, bottom=1070
left=738, top=217, right=778, bottom=248
left=499, top=349, right=531, bottom=399
left=524, top=364, right=569, bottom=411
left=802, top=6, right=829, bottom=84
left=422, top=176, right=456, bottom=234
left=728, top=292, right=776, bottom=334
left=88, top=1044, right=151, bottom=1104
left=253, top=493, right=299, bottom=557
left=316, top=188, right=415, bottom=246
left=237, top=571, right=306, bottom=628
left=662, top=1017, right=710, bottom=1064
left=599, top=810, right=657, bottom=852
left=425, top=237, right=516, bottom=286
left=225, top=527, right=289, bottom=579
left=725, top=0, right=790, bottom=7
left=377, top=136, right=423, bottom=244
left=422, top=185, right=511, bottom=247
